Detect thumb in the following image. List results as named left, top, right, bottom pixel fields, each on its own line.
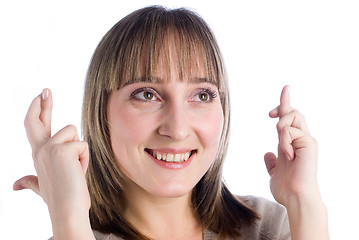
left=13, top=175, right=40, bottom=195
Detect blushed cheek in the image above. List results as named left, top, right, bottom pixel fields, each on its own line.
left=110, top=106, right=160, bottom=149
left=195, top=110, right=224, bottom=150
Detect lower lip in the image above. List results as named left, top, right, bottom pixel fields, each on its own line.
left=146, top=151, right=195, bottom=169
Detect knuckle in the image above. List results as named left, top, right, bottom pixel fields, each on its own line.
left=49, top=143, right=65, bottom=156
left=282, top=125, right=291, bottom=133
left=31, top=149, right=39, bottom=161
left=310, top=136, right=318, bottom=145
left=63, top=124, right=79, bottom=139
left=32, top=144, right=47, bottom=162
left=292, top=109, right=306, bottom=120
left=290, top=109, right=299, bottom=115
left=24, top=179, right=32, bottom=189
left=23, top=117, right=28, bottom=128
left=288, top=109, right=295, bottom=117
left=65, top=124, right=77, bottom=132
left=276, top=119, right=284, bottom=130
left=24, top=115, right=31, bottom=129
left=32, top=141, right=56, bottom=162
left=82, top=141, right=89, bottom=149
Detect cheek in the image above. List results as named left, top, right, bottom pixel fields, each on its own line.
left=109, top=106, right=158, bottom=146
left=192, top=108, right=224, bottom=150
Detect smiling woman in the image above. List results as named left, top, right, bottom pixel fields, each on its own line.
left=107, top=80, right=224, bottom=196
left=13, top=5, right=329, bottom=240
left=82, top=6, right=259, bottom=239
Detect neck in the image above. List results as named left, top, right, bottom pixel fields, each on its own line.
left=123, top=180, right=203, bottom=240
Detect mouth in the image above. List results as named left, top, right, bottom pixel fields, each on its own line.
left=145, top=148, right=197, bottom=163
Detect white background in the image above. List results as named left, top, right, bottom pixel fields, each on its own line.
left=1, top=0, right=358, bottom=239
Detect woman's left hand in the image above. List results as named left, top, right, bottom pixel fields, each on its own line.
left=264, top=85, right=319, bottom=206
left=265, top=85, right=329, bottom=239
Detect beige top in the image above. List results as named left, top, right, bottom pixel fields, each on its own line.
left=50, top=196, right=291, bottom=240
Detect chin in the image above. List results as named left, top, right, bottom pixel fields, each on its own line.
left=147, top=183, right=195, bottom=199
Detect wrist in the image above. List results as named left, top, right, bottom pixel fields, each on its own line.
left=50, top=207, right=95, bottom=240
left=285, top=184, right=322, bottom=207
left=285, top=189, right=329, bottom=240
left=286, top=191, right=327, bottom=224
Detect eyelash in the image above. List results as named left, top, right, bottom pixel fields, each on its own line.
left=129, top=87, right=218, bottom=103
left=191, top=88, right=218, bottom=103
left=130, top=87, right=160, bottom=102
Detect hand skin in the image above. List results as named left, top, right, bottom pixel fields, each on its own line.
left=264, top=86, right=329, bottom=240
left=13, top=89, right=95, bottom=240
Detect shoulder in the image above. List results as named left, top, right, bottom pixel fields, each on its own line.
left=205, top=195, right=291, bottom=240
left=48, top=230, right=121, bottom=240
left=239, top=195, right=287, bottom=219
left=92, top=230, right=122, bottom=240
left=238, top=195, right=291, bottom=240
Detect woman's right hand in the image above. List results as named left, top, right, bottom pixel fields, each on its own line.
left=13, top=89, right=94, bottom=239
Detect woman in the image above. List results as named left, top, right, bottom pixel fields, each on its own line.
left=13, top=6, right=329, bottom=240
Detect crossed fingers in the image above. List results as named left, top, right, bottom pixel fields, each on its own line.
left=24, top=89, right=53, bottom=150
left=268, top=85, right=310, bottom=161
left=14, top=89, right=89, bottom=196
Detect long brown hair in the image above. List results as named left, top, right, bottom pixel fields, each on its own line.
left=82, top=6, right=259, bottom=239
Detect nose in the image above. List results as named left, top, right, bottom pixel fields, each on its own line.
left=157, top=101, right=190, bottom=140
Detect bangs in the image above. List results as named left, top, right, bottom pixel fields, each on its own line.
left=105, top=7, right=223, bottom=90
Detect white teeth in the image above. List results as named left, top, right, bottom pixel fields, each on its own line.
left=150, top=150, right=192, bottom=162
left=167, top=153, right=174, bottom=162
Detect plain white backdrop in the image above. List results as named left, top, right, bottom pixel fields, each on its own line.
left=1, top=0, right=358, bottom=239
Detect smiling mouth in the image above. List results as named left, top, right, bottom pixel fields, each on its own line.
left=145, top=149, right=196, bottom=163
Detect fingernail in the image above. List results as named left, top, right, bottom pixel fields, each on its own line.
left=42, top=89, right=49, bottom=100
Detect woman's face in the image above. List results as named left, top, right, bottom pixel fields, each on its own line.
left=107, top=63, right=224, bottom=199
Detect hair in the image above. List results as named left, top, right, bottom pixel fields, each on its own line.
left=82, top=6, right=260, bottom=240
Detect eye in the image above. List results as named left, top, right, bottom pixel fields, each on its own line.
left=191, top=88, right=218, bottom=103
left=130, top=88, right=160, bottom=102
left=198, top=92, right=209, bottom=101
left=142, top=91, right=155, bottom=100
